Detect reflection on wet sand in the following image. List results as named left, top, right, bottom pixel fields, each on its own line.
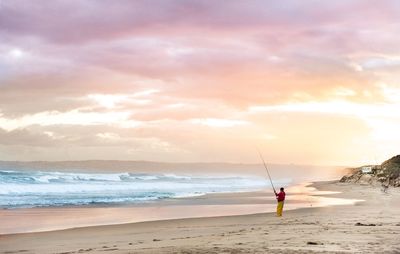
left=0, top=182, right=362, bottom=235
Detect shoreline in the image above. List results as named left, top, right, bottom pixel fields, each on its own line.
left=0, top=181, right=359, bottom=235
left=1, top=180, right=399, bottom=253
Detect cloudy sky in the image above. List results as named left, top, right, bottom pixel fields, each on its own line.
left=0, top=0, right=399, bottom=165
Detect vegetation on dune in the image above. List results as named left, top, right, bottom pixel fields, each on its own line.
left=381, top=155, right=400, bottom=181
left=340, top=155, right=400, bottom=187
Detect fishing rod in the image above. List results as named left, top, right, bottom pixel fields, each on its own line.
left=257, top=149, right=276, bottom=194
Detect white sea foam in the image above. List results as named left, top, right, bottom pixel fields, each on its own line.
left=0, top=170, right=289, bottom=208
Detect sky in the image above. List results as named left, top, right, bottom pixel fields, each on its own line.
left=0, top=0, right=399, bottom=166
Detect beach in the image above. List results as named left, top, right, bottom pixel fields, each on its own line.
left=2, top=1, right=400, bottom=253
left=1, top=181, right=399, bottom=253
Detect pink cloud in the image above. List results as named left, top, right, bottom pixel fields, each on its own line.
left=1, top=0, right=400, bottom=163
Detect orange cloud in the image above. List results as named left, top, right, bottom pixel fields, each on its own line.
left=0, top=0, right=399, bottom=165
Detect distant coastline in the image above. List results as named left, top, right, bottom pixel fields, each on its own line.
left=0, top=160, right=345, bottom=179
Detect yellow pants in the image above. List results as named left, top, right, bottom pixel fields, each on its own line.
left=277, top=201, right=284, bottom=217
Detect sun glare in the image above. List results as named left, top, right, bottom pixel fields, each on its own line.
left=9, top=48, right=24, bottom=59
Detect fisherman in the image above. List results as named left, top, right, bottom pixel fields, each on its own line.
left=274, top=187, right=286, bottom=217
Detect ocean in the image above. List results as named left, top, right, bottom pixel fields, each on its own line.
left=0, top=165, right=353, bottom=234
left=0, top=170, right=289, bottom=209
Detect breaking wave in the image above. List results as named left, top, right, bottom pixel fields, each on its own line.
left=0, top=170, right=285, bottom=208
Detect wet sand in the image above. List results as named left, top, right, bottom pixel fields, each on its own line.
left=1, top=181, right=399, bottom=253
left=0, top=182, right=356, bottom=235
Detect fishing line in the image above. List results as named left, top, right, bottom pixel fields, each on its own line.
left=257, top=148, right=276, bottom=194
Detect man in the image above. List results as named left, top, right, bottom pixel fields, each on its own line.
left=274, top=187, right=285, bottom=217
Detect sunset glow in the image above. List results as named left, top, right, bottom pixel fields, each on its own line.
left=1, top=1, right=399, bottom=165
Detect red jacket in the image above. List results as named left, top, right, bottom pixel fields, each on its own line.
left=276, top=191, right=285, bottom=202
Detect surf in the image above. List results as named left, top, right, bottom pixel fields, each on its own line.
left=0, top=170, right=289, bottom=208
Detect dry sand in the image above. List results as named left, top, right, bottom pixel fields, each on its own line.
left=1, top=181, right=399, bottom=254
